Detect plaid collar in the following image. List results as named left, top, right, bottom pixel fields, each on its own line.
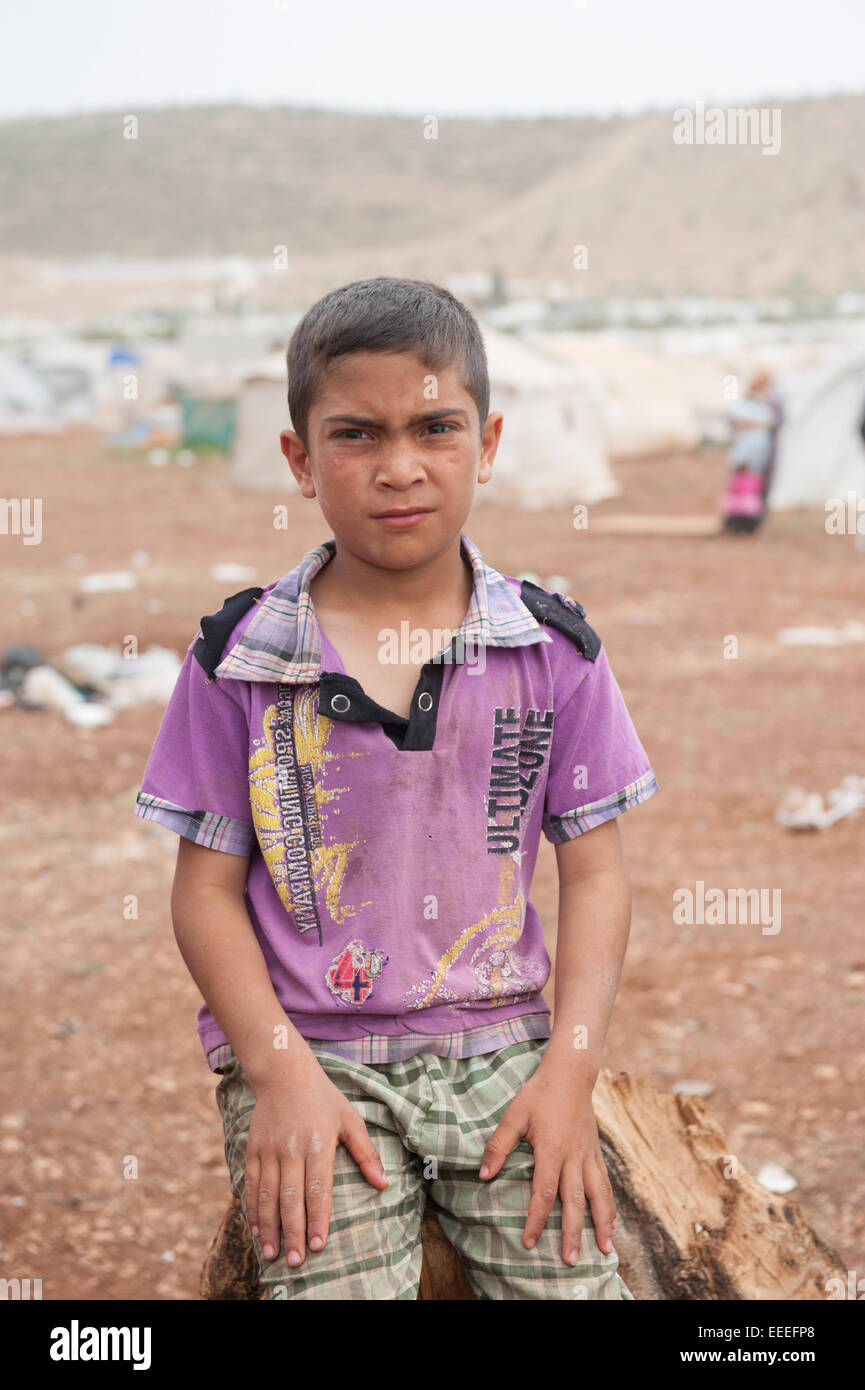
left=214, top=531, right=552, bottom=684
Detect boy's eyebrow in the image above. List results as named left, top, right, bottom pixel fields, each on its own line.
left=322, top=408, right=471, bottom=427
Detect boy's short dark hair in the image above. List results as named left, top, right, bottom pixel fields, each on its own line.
left=286, top=277, right=490, bottom=447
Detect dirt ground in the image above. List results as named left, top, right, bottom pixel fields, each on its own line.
left=2, top=431, right=863, bottom=1300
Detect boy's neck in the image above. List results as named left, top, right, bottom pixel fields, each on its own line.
left=311, top=533, right=474, bottom=621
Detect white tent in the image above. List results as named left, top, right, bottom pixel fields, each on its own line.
left=477, top=326, right=617, bottom=509
left=229, top=332, right=617, bottom=507
left=230, top=357, right=293, bottom=491
left=768, top=357, right=865, bottom=509
left=527, top=331, right=703, bottom=456
left=0, top=357, right=59, bottom=432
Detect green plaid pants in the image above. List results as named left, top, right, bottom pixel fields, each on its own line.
left=215, top=1038, right=634, bottom=1301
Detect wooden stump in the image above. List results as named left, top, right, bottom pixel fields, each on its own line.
left=201, top=1067, right=846, bottom=1301
left=199, top=1192, right=474, bottom=1301
left=592, top=1070, right=846, bottom=1300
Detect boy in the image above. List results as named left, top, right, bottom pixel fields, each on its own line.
left=135, top=277, right=659, bottom=1300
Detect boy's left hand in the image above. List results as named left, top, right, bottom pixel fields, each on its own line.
left=477, top=1057, right=616, bottom=1267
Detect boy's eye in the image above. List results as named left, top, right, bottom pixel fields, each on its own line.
left=330, top=422, right=458, bottom=441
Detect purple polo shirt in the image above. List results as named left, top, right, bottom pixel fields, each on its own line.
left=135, top=533, right=658, bottom=1067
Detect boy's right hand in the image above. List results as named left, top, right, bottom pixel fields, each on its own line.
left=244, top=1055, right=388, bottom=1268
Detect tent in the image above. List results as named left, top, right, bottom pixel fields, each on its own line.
left=0, top=357, right=59, bottom=432
left=229, top=331, right=618, bottom=508
left=528, top=331, right=703, bottom=456
left=768, top=356, right=865, bottom=510
left=476, top=326, right=617, bottom=509
left=230, top=358, right=294, bottom=491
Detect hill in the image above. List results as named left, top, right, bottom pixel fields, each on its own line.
left=1, top=94, right=863, bottom=300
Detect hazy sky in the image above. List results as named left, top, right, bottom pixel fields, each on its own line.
left=2, top=0, right=863, bottom=120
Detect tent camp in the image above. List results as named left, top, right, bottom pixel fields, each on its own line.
left=768, top=356, right=865, bottom=510
left=527, top=331, right=704, bottom=456
left=229, top=329, right=618, bottom=509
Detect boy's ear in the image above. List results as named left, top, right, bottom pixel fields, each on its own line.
left=280, top=428, right=316, bottom=499
left=478, top=410, right=503, bottom=485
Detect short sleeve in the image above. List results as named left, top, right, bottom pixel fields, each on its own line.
left=542, top=645, right=659, bottom=843
left=134, top=641, right=255, bottom=856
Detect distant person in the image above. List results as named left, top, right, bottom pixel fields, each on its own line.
left=720, top=369, right=781, bottom=535
left=758, top=372, right=785, bottom=511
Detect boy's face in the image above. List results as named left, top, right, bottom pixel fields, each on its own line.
left=280, top=349, right=502, bottom=570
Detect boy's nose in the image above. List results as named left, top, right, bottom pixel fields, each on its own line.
left=373, top=445, right=429, bottom=485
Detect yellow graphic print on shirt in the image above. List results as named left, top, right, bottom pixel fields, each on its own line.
left=249, top=684, right=370, bottom=943
left=404, top=855, right=547, bottom=1011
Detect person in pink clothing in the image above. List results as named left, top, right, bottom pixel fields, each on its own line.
left=721, top=369, right=784, bottom=535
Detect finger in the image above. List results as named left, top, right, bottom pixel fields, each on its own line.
left=522, top=1157, right=562, bottom=1249
left=339, top=1111, right=389, bottom=1190
left=244, top=1150, right=262, bottom=1240
left=256, top=1158, right=283, bottom=1263
left=304, top=1137, right=335, bottom=1253
left=278, top=1158, right=307, bottom=1267
left=559, top=1161, right=586, bottom=1267
left=479, top=1109, right=527, bottom=1181
left=583, top=1157, right=617, bottom=1256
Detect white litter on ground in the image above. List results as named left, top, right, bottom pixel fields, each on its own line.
left=545, top=574, right=573, bottom=595
left=14, top=644, right=182, bottom=727
left=210, top=563, right=258, bottom=585
left=57, top=644, right=182, bottom=710
left=778, top=621, right=865, bottom=646
left=776, top=775, right=865, bottom=830
left=20, top=666, right=115, bottom=727
left=756, top=1162, right=797, bottom=1194
left=79, top=571, right=138, bottom=595
left=514, top=571, right=577, bottom=595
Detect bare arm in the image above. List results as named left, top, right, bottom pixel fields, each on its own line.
left=544, top=815, right=631, bottom=1078
left=478, top=817, right=630, bottom=1265
left=170, top=838, right=388, bottom=1267
left=170, top=838, right=310, bottom=1086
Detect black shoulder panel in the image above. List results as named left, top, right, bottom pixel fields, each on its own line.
left=519, top=579, right=601, bottom=662
left=192, top=586, right=264, bottom=679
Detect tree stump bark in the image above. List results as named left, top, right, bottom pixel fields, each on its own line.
left=201, top=1067, right=846, bottom=1301
left=592, top=1070, right=846, bottom=1300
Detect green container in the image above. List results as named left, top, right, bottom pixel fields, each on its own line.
left=180, top=394, right=238, bottom=453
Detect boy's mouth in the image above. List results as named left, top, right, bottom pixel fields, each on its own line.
left=372, top=508, right=434, bottom=528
